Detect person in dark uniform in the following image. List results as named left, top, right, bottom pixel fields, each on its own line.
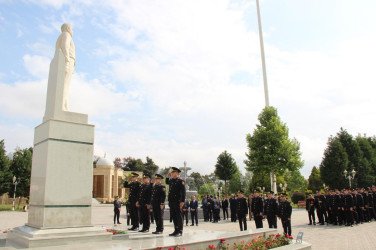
left=337, top=189, right=345, bottom=225
left=328, top=190, right=339, bottom=225
left=342, top=188, right=354, bottom=227
left=278, top=193, right=292, bottom=236
left=315, top=191, right=328, bottom=225
left=182, top=198, right=190, bottom=226
left=306, top=194, right=316, bottom=225
left=124, top=172, right=141, bottom=231
left=166, top=167, right=186, bottom=237
left=151, top=174, right=166, bottom=234
left=190, top=195, right=199, bottom=226
left=229, top=194, right=237, bottom=222
left=236, top=190, right=248, bottom=231
left=207, top=195, right=214, bottom=222
left=361, top=188, right=370, bottom=222
left=212, top=196, right=221, bottom=223
left=113, top=195, right=121, bottom=225
left=202, top=195, right=209, bottom=222
left=251, top=189, right=264, bottom=229
left=221, top=196, right=229, bottom=220
left=136, top=174, right=152, bottom=232
left=367, top=188, right=376, bottom=221
left=125, top=201, right=131, bottom=226
left=355, top=189, right=364, bottom=224
left=264, top=191, right=278, bottom=228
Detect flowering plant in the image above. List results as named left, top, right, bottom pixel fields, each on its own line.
left=217, top=234, right=292, bottom=250
left=106, top=228, right=126, bottom=235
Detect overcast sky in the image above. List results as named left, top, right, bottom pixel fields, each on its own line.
left=1, top=0, right=376, bottom=178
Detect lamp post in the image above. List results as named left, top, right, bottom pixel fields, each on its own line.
left=12, top=176, right=20, bottom=211
left=344, top=169, right=356, bottom=188
left=279, top=183, right=287, bottom=193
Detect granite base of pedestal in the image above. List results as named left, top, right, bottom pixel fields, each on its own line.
left=6, top=225, right=112, bottom=248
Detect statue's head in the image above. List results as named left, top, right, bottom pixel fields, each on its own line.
left=61, top=23, right=73, bottom=36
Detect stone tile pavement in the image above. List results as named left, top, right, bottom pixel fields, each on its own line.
left=1, top=205, right=376, bottom=249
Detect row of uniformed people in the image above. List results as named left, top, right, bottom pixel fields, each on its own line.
left=123, top=167, right=186, bottom=237
left=235, top=189, right=292, bottom=236
left=306, top=187, right=376, bottom=227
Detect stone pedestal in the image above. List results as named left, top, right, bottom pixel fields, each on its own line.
left=6, top=118, right=112, bottom=247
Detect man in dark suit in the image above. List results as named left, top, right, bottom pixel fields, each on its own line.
left=190, top=196, right=199, bottom=226
left=182, top=198, right=190, bottom=226
left=278, top=193, right=292, bottom=236
left=124, top=172, right=141, bottom=231
left=229, top=194, right=237, bottom=222
left=251, top=189, right=264, bottom=228
left=264, top=191, right=278, bottom=228
left=201, top=195, right=209, bottom=222
left=222, top=196, right=229, bottom=220
left=151, top=174, right=166, bottom=234
left=166, top=167, right=186, bottom=237
left=236, top=190, right=248, bottom=231
left=113, top=196, right=121, bottom=225
left=136, top=174, right=152, bottom=232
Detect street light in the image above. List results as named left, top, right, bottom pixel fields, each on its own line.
left=279, top=183, right=287, bottom=193
left=344, top=169, right=356, bottom=188
left=12, top=176, right=20, bottom=211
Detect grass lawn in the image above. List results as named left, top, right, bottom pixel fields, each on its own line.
left=0, top=204, right=24, bottom=212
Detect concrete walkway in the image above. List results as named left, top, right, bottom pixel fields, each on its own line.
left=1, top=204, right=376, bottom=249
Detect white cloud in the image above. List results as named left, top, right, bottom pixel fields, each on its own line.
left=23, top=54, right=50, bottom=79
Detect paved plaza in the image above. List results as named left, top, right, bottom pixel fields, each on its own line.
left=1, top=204, right=376, bottom=249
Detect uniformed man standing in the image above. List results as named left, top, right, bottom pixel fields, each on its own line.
left=151, top=174, right=166, bottom=234
left=251, top=189, right=264, bottom=228
left=229, top=194, right=237, bottom=222
left=137, top=174, right=152, bottom=232
left=343, top=188, right=354, bottom=227
left=166, top=167, right=186, bottom=237
left=124, top=172, right=141, bottom=231
left=264, top=191, right=278, bottom=228
left=306, top=194, right=316, bottom=225
left=236, top=190, right=248, bottom=231
left=278, top=193, right=292, bottom=236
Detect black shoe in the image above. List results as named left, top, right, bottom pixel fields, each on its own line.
left=153, top=231, right=163, bottom=234
left=169, top=232, right=177, bottom=236
left=117, top=222, right=122, bottom=224
left=128, top=227, right=138, bottom=231
left=190, top=224, right=194, bottom=226
left=139, top=229, right=149, bottom=233
left=174, top=232, right=182, bottom=237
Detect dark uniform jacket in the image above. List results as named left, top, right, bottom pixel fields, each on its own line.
left=251, top=196, right=264, bottom=215
left=221, top=199, right=229, bottom=209
left=151, top=183, right=166, bottom=206
left=124, top=180, right=141, bottom=203
left=114, top=200, right=121, bottom=211
left=229, top=197, right=237, bottom=210
left=236, top=197, right=248, bottom=216
left=356, top=193, right=364, bottom=208
left=138, top=183, right=152, bottom=206
left=306, top=198, right=315, bottom=211
left=166, top=177, right=186, bottom=203
left=278, top=200, right=292, bottom=220
left=362, top=192, right=369, bottom=207
left=343, top=193, right=353, bottom=209
left=264, top=198, right=278, bottom=216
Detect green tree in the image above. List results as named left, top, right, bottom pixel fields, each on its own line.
left=199, top=183, right=214, bottom=196
left=10, top=147, right=32, bottom=198
left=308, top=166, right=323, bottom=191
left=214, top=150, right=238, bottom=196
left=245, top=106, right=304, bottom=191
left=355, top=135, right=375, bottom=187
left=0, top=140, right=12, bottom=195
left=320, top=137, right=348, bottom=189
left=284, top=169, right=307, bottom=193
left=189, top=172, right=204, bottom=191
left=143, top=156, right=159, bottom=176
left=228, top=169, right=242, bottom=195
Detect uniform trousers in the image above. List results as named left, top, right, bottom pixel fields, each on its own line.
left=281, top=219, right=291, bottom=236
left=267, top=215, right=277, bottom=228
left=140, top=205, right=150, bottom=230
left=254, top=214, right=263, bottom=228
left=152, top=203, right=164, bottom=232
left=222, top=208, right=229, bottom=220
left=182, top=210, right=189, bottom=225
left=190, top=210, right=198, bottom=225
left=230, top=208, right=237, bottom=222
left=170, top=201, right=183, bottom=234
left=114, top=209, right=120, bottom=224
left=308, top=208, right=316, bottom=224
left=203, top=208, right=209, bottom=221
left=129, top=202, right=139, bottom=228
left=238, top=214, right=247, bottom=231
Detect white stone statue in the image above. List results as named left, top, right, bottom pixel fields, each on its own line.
left=55, top=23, right=75, bottom=111
left=43, top=23, right=86, bottom=124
